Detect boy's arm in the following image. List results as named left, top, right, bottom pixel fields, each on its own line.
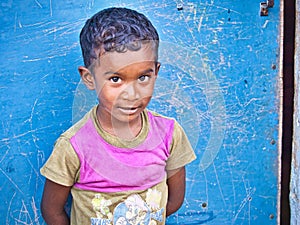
left=166, top=166, right=186, bottom=216
left=41, top=179, right=71, bottom=225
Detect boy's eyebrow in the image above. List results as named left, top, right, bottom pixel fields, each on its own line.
left=139, top=68, right=155, bottom=74
left=104, top=68, right=155, bottom=76
left=104, top=71, right=121, bottom=76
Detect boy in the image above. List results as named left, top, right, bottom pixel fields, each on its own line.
left=40, top=7, right=196, bottom=225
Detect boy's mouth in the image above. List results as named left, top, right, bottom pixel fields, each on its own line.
left=118, top=106, right=141, bottom=114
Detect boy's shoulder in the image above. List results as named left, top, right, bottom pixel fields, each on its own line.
left=146, top=109, right=186, bottom=134
left=145, top=109, right=182, bottom=132
left=146, top=109, right=176, bottom=121
left=61, top=106, right=96, bottom=139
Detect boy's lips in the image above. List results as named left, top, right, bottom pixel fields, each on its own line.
left=117, top=106, right=141, bottom=114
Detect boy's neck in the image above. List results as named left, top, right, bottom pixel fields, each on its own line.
left=96, top=108, right=143, bottom=140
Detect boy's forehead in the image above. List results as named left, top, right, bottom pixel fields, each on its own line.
left=96, top=44, right=157, bottom=71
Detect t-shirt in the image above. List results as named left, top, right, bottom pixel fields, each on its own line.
left=40, top=106, right=196, bottom=225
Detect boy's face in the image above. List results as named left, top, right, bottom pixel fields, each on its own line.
left=80, top=44, right=160, bottom=126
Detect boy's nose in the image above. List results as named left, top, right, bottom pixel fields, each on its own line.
left=121, top=82, right=140, bottom=101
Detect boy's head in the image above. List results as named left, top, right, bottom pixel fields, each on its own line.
left=78, top=8, right=161, bottom=132
left=79, top=7, right=159, bottom=69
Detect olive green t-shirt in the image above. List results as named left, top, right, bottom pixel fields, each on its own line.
left=41, top=106, right=196, bottom=224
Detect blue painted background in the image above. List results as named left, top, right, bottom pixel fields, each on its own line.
left=0, top=0, right=280, bottom=224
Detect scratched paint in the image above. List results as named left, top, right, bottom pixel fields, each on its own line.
left=290, top=0, right=300, bottom=224
left=0, top=1, right=281, bottom=224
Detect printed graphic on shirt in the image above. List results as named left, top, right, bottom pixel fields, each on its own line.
left=91, top=189, right=164, bottom=225
left=91, top=194, right=113, bottom=221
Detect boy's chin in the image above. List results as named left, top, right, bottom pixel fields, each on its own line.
left=112, top=113, right=141, bottom=124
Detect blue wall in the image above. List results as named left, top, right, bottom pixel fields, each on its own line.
left=0, top=1, right=280, bottom=224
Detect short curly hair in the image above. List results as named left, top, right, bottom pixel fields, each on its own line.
left=79, top=7, right=159, bottom=68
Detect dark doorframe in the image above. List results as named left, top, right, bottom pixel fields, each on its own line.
left=281, top=0, right=295, bottom=224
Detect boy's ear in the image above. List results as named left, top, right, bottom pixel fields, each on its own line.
left=78, top=66, right=95, bottom=90
left=155, top=62, right=161, bottom=75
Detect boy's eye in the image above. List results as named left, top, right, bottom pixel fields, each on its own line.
left=110, top=76, right=121, bottom=83
left=138, top=75, right=150, bottom=82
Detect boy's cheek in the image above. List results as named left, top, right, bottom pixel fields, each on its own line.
left=96, top=82, right=114, bottom=94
